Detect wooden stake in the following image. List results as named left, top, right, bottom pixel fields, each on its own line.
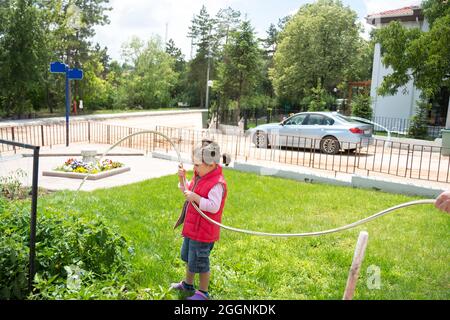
left=343, top=231, right=369, bottom=300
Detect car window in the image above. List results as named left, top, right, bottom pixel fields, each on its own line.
left=284, top=114, right=307, bottom=125
left=304, top=114, right=334, bottom=125
left=323, top=117, right=334, bottom=125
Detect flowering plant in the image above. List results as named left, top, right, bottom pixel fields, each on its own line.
left=55, top=158, right=124, bottom=174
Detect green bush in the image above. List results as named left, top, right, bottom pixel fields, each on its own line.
left=0, top=201, right=133, bottom=299
left=0, top=169, right=29, bottom=200
left=351, top=94, right=372, bottom=120
left=301, top=80, right=336, bottom=112
left=408, top=99, right=431, bottom=139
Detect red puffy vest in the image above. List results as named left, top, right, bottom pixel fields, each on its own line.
left=182, top=165, right=227, bottom=243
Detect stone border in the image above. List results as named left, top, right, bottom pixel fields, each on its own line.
left=232, top=162, right=444, bottom=198
left=42, top=167, right=130, bottom=180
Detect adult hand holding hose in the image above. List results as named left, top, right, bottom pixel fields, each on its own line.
left=435, top=191, right=450, bottom=214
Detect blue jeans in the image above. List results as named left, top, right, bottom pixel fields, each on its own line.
left=181, top=237, right=214, bottom=273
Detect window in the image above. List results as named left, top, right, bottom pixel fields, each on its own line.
left=285, top=114, right=307, bottom=125
left=304, top=114, right=334, bottom=125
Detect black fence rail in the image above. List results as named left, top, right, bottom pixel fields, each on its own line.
left=0, top=122, right=92, bottom=153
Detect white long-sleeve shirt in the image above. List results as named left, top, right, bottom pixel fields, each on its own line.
left=179, top=180, right=224, bottom=214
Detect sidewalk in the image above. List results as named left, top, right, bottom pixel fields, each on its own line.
left=0, top=143, right=184, bottom=192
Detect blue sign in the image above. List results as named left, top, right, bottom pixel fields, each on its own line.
left=49, top=61, right=83, bottom=147
left=50, top=61, right=67, bottom=73
left=68, top=68, right=83, bottom=80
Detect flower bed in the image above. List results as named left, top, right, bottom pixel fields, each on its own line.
left=43, top=158, right=130, bottom=180
left=55, top=158, right=124, bottom=174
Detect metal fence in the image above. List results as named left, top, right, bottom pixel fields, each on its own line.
left=1, top=121, right=449, bottom=184
left=153, top=125, right=450, bottom=184
left=371, top=116, right=444, bottom=138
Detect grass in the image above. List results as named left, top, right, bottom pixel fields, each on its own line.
left=38, top=170, right=449, bottom=300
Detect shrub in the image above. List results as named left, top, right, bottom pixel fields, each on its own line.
left=0, top=169, right=29, bottom=200
left=408, top=99, right=431, bottom=139
left=301, top=80, right=336, bottom=112
left=351, top=94, right=372, bottom=120
left=0, top=201, right=133, bottom=299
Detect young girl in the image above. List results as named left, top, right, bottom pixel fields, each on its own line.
left=171, top=139, right=230, bottom=300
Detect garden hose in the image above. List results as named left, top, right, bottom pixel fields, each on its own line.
left=75, top=130, right=437, bottom=237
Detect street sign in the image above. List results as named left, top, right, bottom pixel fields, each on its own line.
left=50, top=61, right=67, bottom=73
left=49, top=62, right=83, bottom=147
left=68, top=68, right=83, bottom=80
left=207, top=80, right=214, bottom=87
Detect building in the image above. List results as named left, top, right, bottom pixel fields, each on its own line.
left=366, top=6, right=449, bottom=135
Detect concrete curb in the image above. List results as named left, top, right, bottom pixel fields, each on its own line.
left=232, top=162, right=352, bottom=187
left=351, top=175, right=444, bottom=198
left=232, top=162, right=444, bottom=198
left=151, top=151, right=192, bottom=164
left=42, top=166, right=131, bottom=180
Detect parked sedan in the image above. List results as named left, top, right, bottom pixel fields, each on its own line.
left=249, top=112, right=373, bottom=154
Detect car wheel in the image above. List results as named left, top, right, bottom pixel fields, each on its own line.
left=253, top=130, right=268, bottom=148
left=320, top=136, right=340, bottom=154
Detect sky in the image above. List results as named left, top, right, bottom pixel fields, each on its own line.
left=91, top=0, right=421, bottom=63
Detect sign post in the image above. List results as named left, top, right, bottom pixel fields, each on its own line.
left=50, top=62, right=83, bottom=147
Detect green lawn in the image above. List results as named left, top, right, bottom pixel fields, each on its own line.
left=39, top=170, right=449, bottom=300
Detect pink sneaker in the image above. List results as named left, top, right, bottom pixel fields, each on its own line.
left=170, top=281, right=195, bottom=292
left=186, top=290, right=209, bottom=300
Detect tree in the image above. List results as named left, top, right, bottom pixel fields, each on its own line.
left=215, top=7, right=241, bottom=47
left=186, top=5, right=216, bottom=108
left=0, top=0, right=47, bottom=116
left=166, top=38, right=187, bottom=105
left=216, top=20, right=263, bottom=122
left=351, top=94, right=372, bottom=119
left=408, top=99, right=432, bottom=139
left=374, top=0, right=450, bottom=99
left=270, top=0, right=364, bottom=105
left=119, top=36, right=177, bottom=109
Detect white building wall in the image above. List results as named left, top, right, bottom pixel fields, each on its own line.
left=369, top=19, right=429, bottom=123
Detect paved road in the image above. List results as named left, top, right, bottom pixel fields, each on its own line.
left=0, top=109, right=207, bottom=130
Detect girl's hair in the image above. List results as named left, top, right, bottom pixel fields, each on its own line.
left=192, top=138, right=231, bottom=166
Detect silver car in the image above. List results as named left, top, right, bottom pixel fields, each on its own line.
left=249, top=112, right=373, bottom=154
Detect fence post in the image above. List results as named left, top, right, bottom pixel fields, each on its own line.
left=88, top=121, right=91, bottom=144
left=40, top=125, right=44, bottom=146
left=128, top=128, right=132, bottom=148
left=11, top=127, right=16, bottom=153
left=343, top=231, right=369, bottom=300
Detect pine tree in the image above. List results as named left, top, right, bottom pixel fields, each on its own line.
left=216, top=20, right=263, bottom=122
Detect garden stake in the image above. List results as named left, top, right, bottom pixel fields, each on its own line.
left=343, top=231, right=369, bottom=300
